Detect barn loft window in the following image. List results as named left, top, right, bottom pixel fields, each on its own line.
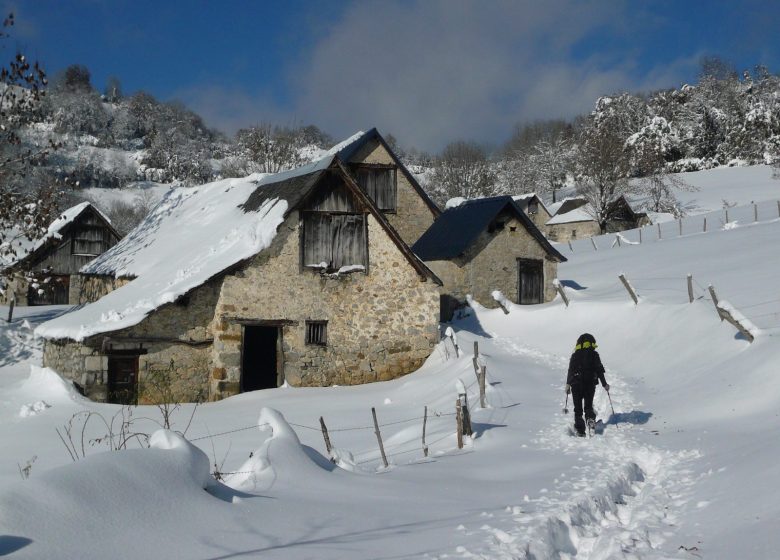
left=72, top=226, right=111, bottom=256
left=354, top=165, right=397, bottom=212
left=527, top=200, right=539, bottom=215
left=302, top=212, right=367, bottom=274
left=305, top=321, right=327, bottom=345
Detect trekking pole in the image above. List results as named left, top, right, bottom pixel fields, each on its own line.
left=606, top=389, right=616, bottom=416
left=563, top=392, right=569, bottom=414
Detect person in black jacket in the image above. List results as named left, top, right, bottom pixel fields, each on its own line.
left=566, top=333, right=609, bottom=436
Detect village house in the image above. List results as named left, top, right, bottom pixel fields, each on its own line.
left=412, top=196, right=566, bottom=321
left=1, top=202, right=120, bottom=306
left=512, top=193, right=552, bottom=231
left=545, top=197, right=601, bottom=242
left=36, top=155, right=442, bottom=404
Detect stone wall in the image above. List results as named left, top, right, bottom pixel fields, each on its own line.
left=210, top=210, right=440, bottom=399
left=348, top=138, right=437, bottom=246
left=547, top=221, right=601, bottom=243
left=1, top=273, right=29, bottom=306
left=76, top=274, right=132, bottom=304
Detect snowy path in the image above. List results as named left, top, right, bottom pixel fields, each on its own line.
left=443, top=336, right=703, bottom=560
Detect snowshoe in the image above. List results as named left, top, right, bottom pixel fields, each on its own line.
left=586, top=419, right=596, bottom=437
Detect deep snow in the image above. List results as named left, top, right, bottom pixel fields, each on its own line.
left=0, top=166, right=779, bottom=559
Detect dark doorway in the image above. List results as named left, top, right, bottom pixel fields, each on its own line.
left=517, top=258, right=543, bottom=304
left=241, top=326, right=281, bottom=392
left=107, top=356, right=139, bottom=404
left=28, top=274, right=70, bottom=305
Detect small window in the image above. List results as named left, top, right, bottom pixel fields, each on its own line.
left=528, top=200, right=539, bottom=215
left=355, top=166, right=397, bottom=212
left=306, top=321, right=327, bottom=346
left=571, top=230, right=577, bottom=239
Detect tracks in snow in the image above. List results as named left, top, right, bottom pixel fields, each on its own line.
left=446, top=337, right=702, bottom=560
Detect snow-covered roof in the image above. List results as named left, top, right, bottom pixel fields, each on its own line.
left=511, top=192, right=550, bottom=216
left=34, top=158, right=341, bottom=340
left=546, top=205, right=596, bottom=225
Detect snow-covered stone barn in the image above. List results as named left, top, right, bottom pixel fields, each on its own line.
left=412, top=196, right=566, bottom=321
left=36, top=155, right=441, bottom=404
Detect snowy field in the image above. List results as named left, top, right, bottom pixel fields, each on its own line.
left=0, top=167, right=779, bottom=558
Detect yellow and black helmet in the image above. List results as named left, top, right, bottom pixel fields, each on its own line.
left=575, top=333, right=597, bottom=351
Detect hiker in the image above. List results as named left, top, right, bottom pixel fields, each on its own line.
left=565, top=333, right=609, bottom=436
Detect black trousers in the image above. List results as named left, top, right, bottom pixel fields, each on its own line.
left=572, top=383, right=596, bottom=434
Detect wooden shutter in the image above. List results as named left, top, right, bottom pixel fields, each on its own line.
left=303, top=213, right=367, bottom=271
left=331, top=214, right=366, bottom=270
left=303, top=213, right=332, bottom=267
left=356, top=168, right=397, bottom=211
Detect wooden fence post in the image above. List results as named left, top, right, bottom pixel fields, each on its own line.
left=422, top=406, right=429, bottom=457
left=657, top=223, right=662, bottom=239
left=639, top=227, right=642, bottom=244
left=455, top=399, right=463, bottom=449
left=7, top=296, right=14, bottom=323
left=460, top=393, right=472, bottom=437
left=777, top=200, right=780, bottom=218
left=679, top=219, right=683, bottom=236
left=478, top=365, right=487, bottom=409
left=703, top=217, right=707, bottom=232
left=725, top=208, right=730, bottom=223
left=708, top=285, right=723, bottom=322
left=371, top=408, right=389, bottom=468
left=717, top=304, right=755, bottom=343
left=319, top=416, right=334, bottom=460
left=590, top=237, right=598, bottom=251
left=618, top=274, right=639, bottom=305
left=754, top=203, right=758, bottom=222
left=555, top=281, right=570, bottom=307
left=568, top=240, right=573, bottom=252
left=687, top=274, right=694, bottom=304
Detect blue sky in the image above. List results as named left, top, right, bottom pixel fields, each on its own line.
left=7, top=0, right=780, bottom=151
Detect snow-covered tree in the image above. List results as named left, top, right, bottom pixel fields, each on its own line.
left=235, top=124, right=306, bottom=174
left=0, top=13, right=65, bottom=264
left=429, top=141, right=500, bottom=205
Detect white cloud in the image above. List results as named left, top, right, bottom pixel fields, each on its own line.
left=180, top=1, right=699, bottom=151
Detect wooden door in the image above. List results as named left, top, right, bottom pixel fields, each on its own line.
left=107, top=356, right=139, bottom=404
left=517, top=259, right=543, bottom=304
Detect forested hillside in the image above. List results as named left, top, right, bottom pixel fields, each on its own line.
left=9, top=57, right=780, bottom=241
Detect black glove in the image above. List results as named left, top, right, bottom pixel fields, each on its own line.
left=603, top=383, right=610, bottom=392
left=565, top=384, right=571, bottom=394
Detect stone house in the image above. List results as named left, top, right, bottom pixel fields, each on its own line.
left=1, top=202, right=120, bottom=306
left=512, top=193, right=552, bottom=231
left=545, top=197, right=601, bottom=242
left=36, top=156, right=442, bottom=404
left=411, top=196, right=566, bottom=321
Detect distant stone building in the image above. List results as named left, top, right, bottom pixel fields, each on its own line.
left=412, top=196, right=566, bottom=321
left=545, top=198, right=601, bottom=243
left=36, top=155, right=441, bottom=405
left=1, top=203, right=120, bottom=306
left=546, top=195, right=652, bottom=242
